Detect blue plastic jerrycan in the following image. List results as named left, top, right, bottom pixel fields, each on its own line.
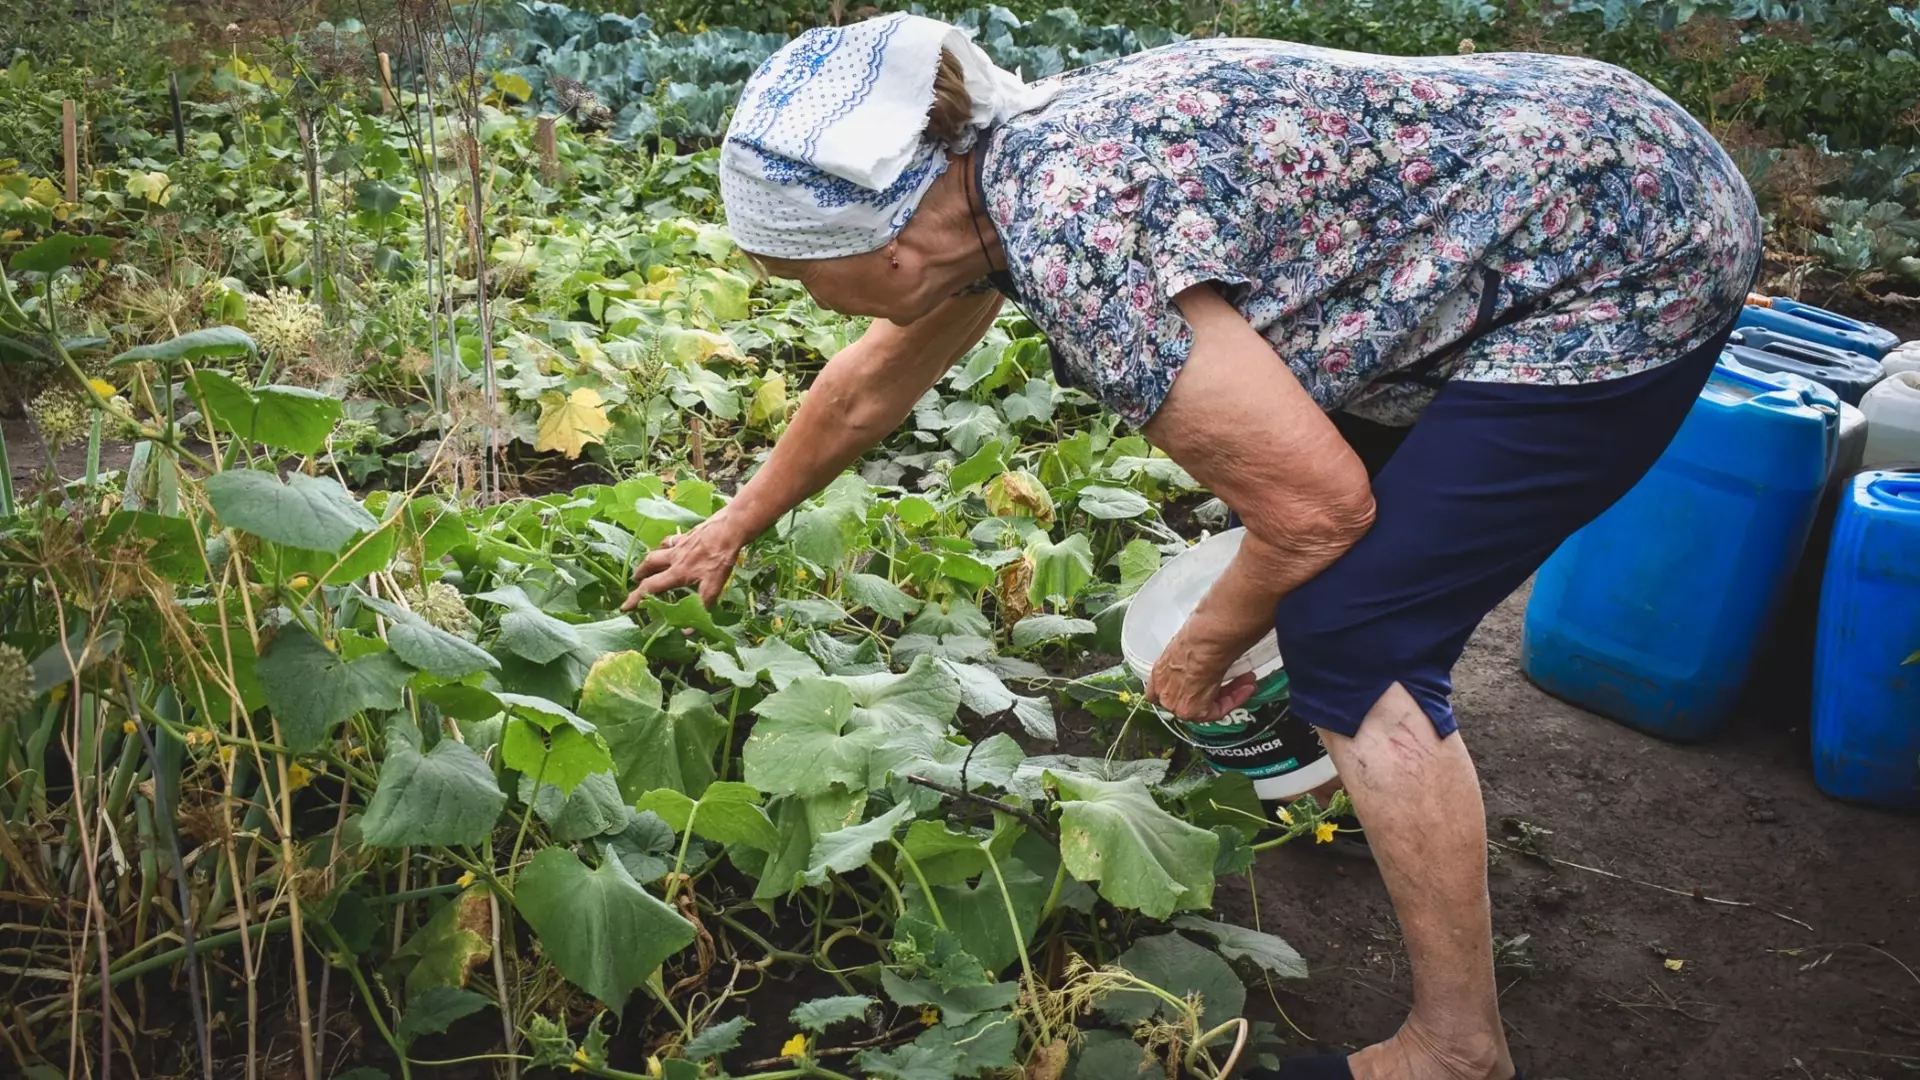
left=1812, top=470, right=1920, bottom=811
left=1724, top=328, right=1884, bottom=405
left=1737, top=298, right=1899, bottom=360
left=1522, top=361, right=1840, bottom=741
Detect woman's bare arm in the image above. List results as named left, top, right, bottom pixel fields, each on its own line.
left=1140, top=284, right=1377, bottom=720
left=626, top=290, right=1003, bottom=607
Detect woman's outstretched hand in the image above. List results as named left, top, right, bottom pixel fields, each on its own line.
left=622, top=513, right=749, bottom=610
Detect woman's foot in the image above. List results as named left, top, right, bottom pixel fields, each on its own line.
left=1345, top=1018, right=1514, bottom=1080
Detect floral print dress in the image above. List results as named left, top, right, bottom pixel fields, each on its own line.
left=977, top=39, right=1763, bottom=428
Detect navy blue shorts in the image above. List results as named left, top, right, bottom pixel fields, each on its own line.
left=1266, top=332, right=1731, bottom=739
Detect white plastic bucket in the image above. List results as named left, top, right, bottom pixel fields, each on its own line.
left=1121, top=528, right=1338, bottom=802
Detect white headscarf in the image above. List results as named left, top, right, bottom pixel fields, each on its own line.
left=720, top=13, right=1056, bottom=260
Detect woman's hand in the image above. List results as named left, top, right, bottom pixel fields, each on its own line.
left=622, top=513, right=750, bottom=610
left=1145, top=625, right=1259, bottom=723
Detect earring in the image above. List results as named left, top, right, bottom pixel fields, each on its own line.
left=888, top=242, right=901, bottom=270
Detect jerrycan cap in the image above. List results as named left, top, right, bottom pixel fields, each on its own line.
left=1121, top=527, right=1283, bottom=684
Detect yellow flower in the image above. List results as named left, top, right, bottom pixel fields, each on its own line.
left=457, top=870, right=476, bottom=888
left=287, top=763, right=312, bottom=791
left=646, top=1055, right=663, bottom=1078
left=1278, top=808, right=1295, bottom=826
left=289, top=574, right=313, bottom=589
left=218, top=745, right=236, bottom=767
left=122, top=719, right=138, bottom=735
left=919, top=1006, right=940, bottom=1026
left=1116, top=690, right=1133, bottom=704
left=1663, top=958, right=1685, bottom=972
left=780, top=1033, right=808, bottom=1060
left=1314, top=821, right=1338, bottom=844
left=87, top=378, right=118, bottom=398
left=796, top=567, right=809, bottom=582
left=574, top=1049, right=591, bottom=1064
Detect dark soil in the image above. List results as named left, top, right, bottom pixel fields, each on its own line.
left=1223, top=583, right=1920, bottom=1080
left=4, top=418, right=135, bottom=499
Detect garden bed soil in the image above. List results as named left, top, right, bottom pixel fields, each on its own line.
left=1223, top=583, right=1920, bottom=1080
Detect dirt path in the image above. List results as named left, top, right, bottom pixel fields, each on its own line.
left=1230, top=583, right=1920, bottom=1080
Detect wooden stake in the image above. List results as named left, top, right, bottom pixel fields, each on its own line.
left=377, top=52, right=395, bottom=114
left=535, top=116, right=559, bottom=184
left=61, top=100, right=79, bottom=203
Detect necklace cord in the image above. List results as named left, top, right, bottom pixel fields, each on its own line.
left=963, top=149, right=997, bottom=280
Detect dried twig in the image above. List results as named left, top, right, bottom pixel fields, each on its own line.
left=1487, top=840, right=1814, bottom=932
left=902, top=775, right=1055, bottom=842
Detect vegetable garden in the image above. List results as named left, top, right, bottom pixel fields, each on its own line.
left=1, top=1, right=1917, bottom=1079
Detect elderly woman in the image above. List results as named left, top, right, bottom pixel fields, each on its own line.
left=626, top=14, right=1759, bottom=1080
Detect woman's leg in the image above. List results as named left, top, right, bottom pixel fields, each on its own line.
left=1270, top=332, right=1730, bottom=1079
left=1324, top=687, right=1509, bottom=1080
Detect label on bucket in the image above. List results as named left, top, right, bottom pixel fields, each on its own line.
left=1175, top=670, right=1328, bottom=782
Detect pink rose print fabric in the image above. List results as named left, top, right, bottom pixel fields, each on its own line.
left=979, top=39, right=1762, bottom=427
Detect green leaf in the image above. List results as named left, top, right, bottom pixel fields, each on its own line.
left=899, top=821, right=990, bottom=886
left=1010, top=614, right=1097, bottom=649
left=637, top=781, right=780, bottom=852
left=873, top=730, right=1024, bottom=797
left=1029, top=533, right=1094, bottom=609
left=879, top=970, right=1020, bottom=1027
left=524, top=771, right=629, bottom=842
left=359, top=593, right=497, bottom=678
left=1047, top=772, right=1219, bottom=919
left=752, top=788, right=867, bottom=900
left=189, top=371, right=343, bottom=455
left=892, top=915, right=991, bottom=990
left=948, top=440, right=1006, bottom=492
left=1068, top=1031, right=1158, bottom=1080
left=1171, top=916, right=1309, bottom=979
left=603, top=809, right=678, bottom=883
left=642, top=592, right=733, bottom=644
left=111, top=325, right=257, bottom=366
left=911, top=1011, right=1018, bottom=1076
left=1099, top=931, right=1245, bottom=1026
left=258, top=626, right=411, bottom=751
left=744, top=679, right=882, bottom=797
left=828, top=655, right=963, bottom=735
left=513, top=848, right=696, bottom=1011
left=895, top=600, right=996, bottom=663
left=396, top=986, right=491, bottom=1044
left=1117, top=539, right=1161, bottom=598
left=844, top=573, right=920, bottom=622
left=362, top=719, right=506, bottom=848
left=707, top=638, right=822, bottom=690
left=582, top=652, right=723, bottom=799
left=804, top=801, right=913, bottom=885
left=206, top=470, right=377, bottom=553
left=12, top=233, right=112, bottom=274
left=855, top=1043, right=958, bottom=1080
left=1077, top=485, right=1151, bottom=520
left=684, top=1016, right=750, bottom=1061
left=904, top=851, right=1047, bottom=975
left=476, top=585, right=585, bottom=664
left=791, top=995, right=876, bottom=1033
left=500, top=719, right=612, bottom=796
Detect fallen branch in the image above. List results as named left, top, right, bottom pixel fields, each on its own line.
left=903, top=775, right=1055, bottom=842
left=1488, top=840, right=1814, bottom=932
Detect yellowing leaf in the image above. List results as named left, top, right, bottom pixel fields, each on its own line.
left=126, top=170, right=173, bottom=206
left=661, top=326, right=742, bottom=367
left=535, top=388, right=613, bottom=459
left=27, top=177, right=61, bottom=206
left=984, top=471, right=1054, bottom=525
left=747, top=374, right=788, bottom=429
left=492, top=71, right=534, bottom=102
